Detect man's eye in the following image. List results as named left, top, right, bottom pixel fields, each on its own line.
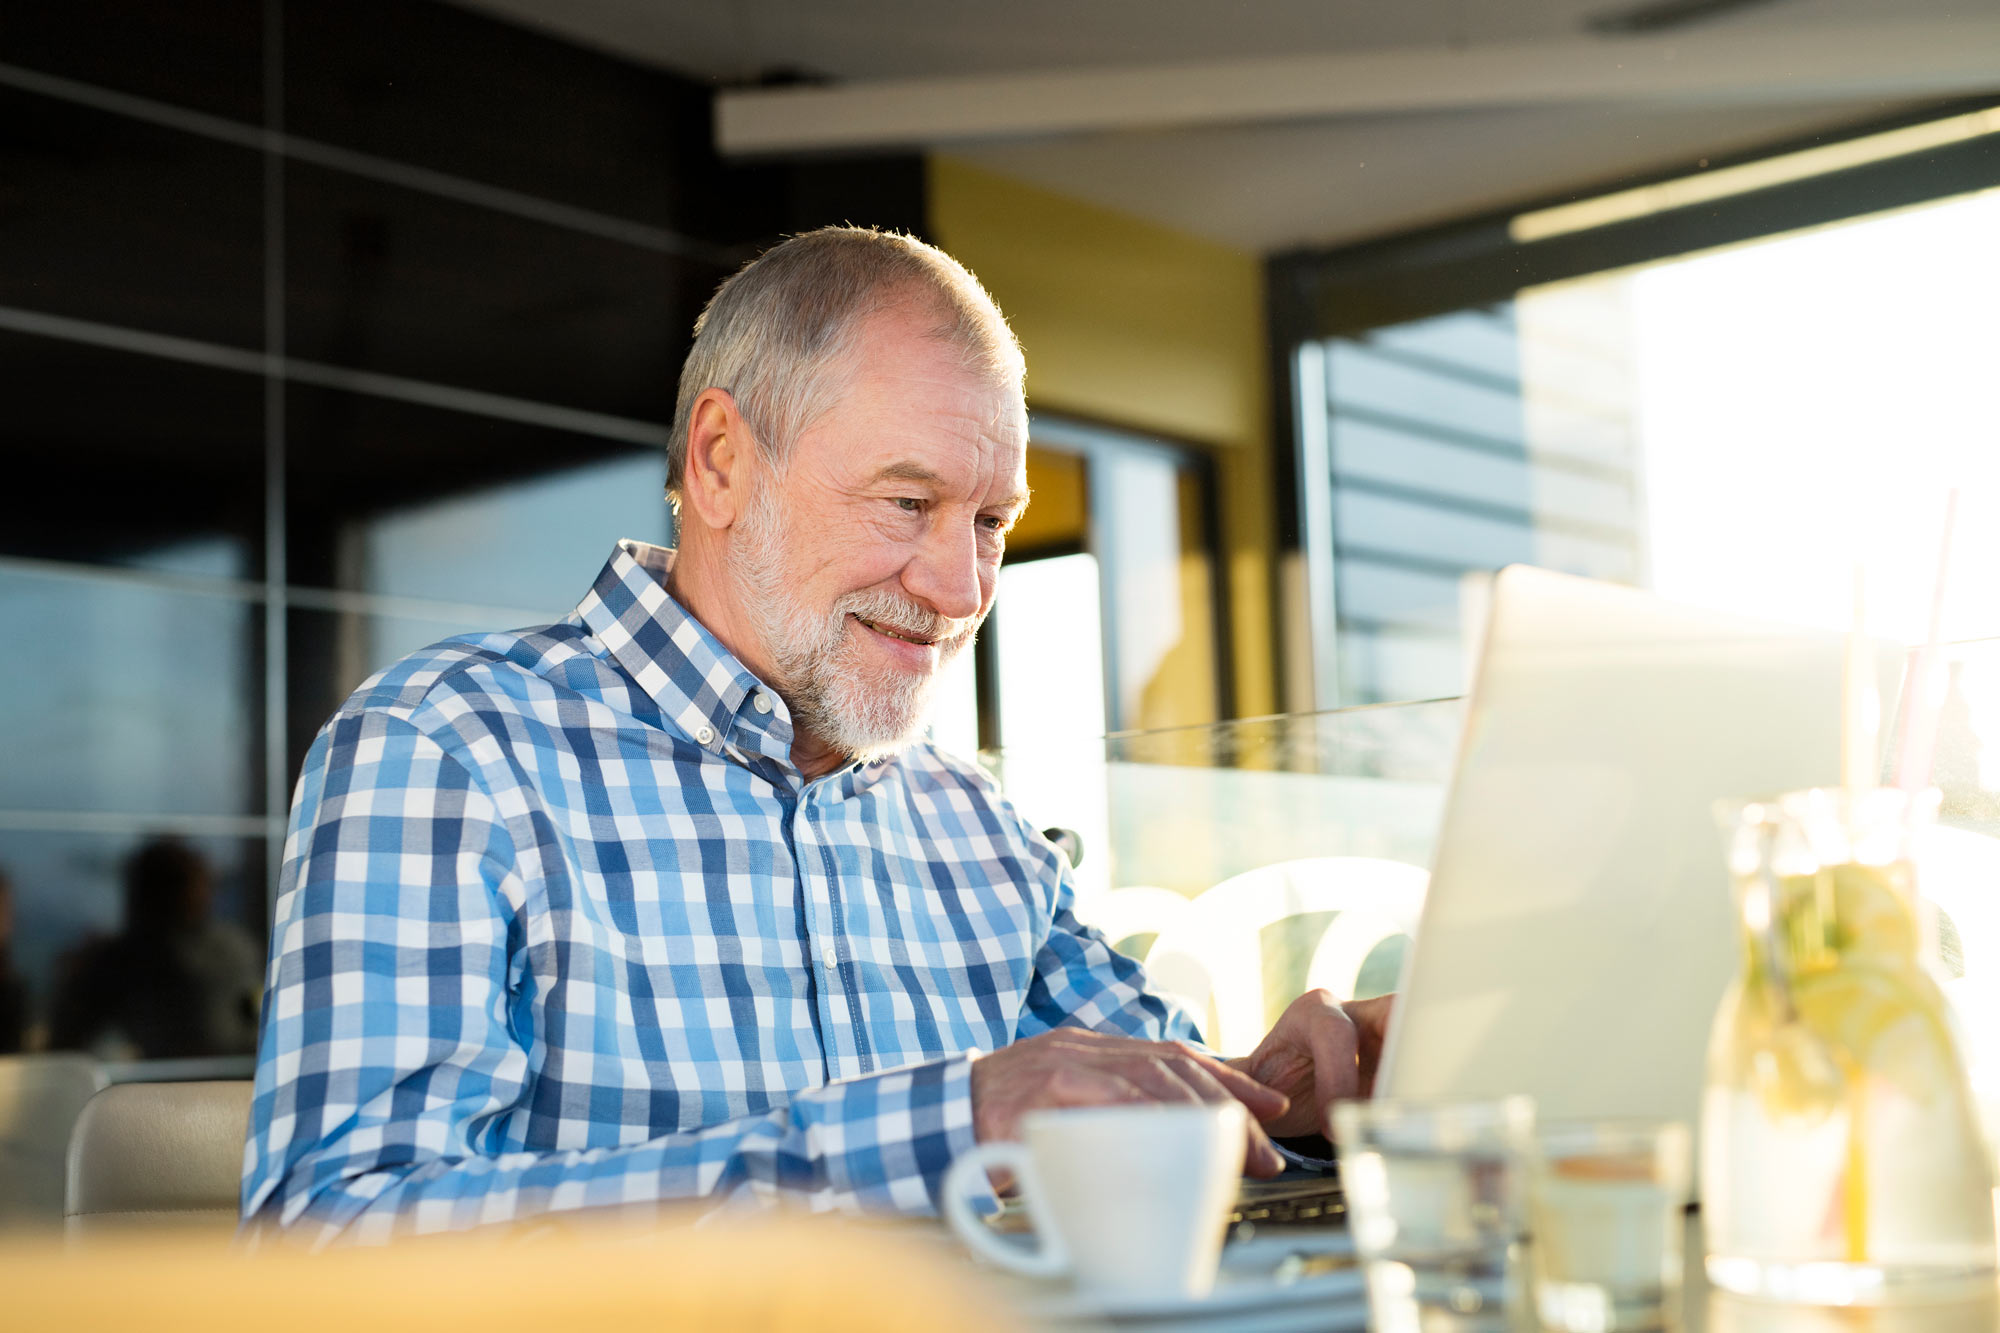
left=893, top=497, right=923, bottom=513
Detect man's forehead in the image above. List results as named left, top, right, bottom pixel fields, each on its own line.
left=840, top=307, right=1022, bottom=414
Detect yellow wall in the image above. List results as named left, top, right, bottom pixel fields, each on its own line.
left=927, top=157, right=1278, bottom=719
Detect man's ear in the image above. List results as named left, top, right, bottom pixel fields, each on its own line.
left=680, top=388, right=752, bottom=532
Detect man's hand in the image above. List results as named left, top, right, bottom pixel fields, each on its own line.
left=1228, top=991, right=1395, bottom=1140
left=970, top=1029, right=1291, bottom=1177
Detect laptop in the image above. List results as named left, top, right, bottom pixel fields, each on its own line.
left=1379, top=565, right=1890, bottom=1172
left=1237, top=564, right=1885, bottom=1228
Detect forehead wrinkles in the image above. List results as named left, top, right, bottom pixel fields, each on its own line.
left=955, top=382, right=1026, bottom=469
left=851, top=391, right=1022, bottom=495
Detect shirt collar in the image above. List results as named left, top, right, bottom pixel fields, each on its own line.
left=575, top=540, right=798, bottom=769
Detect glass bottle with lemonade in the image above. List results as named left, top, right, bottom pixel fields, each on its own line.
left=1702, top=786, right=1996, bottom=1303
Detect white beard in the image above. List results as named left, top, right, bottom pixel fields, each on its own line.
left=731, top=481, right=980, bottom=764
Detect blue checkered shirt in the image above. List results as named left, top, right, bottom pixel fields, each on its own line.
left=242, top=540, right=1196, bottom=1244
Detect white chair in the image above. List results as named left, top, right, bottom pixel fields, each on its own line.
left=65, top=1080, right=255, bottom=1240
left=0, top=1054, right=106, bottom=1229
left=1075, top=884, right=1194, bottom=953
left=1085, top=857, right=1427, bottom=1054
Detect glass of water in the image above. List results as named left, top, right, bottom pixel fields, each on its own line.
left=1529, top=1120, right=1690, bottom=1332
left=1333, top=1096, right=1535, bottom=1332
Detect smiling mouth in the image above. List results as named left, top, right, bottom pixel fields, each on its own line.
left=852, top=613, right=938, bottom=647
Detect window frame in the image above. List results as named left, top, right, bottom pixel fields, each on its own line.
left=975, top=412, right=1231, bottom=748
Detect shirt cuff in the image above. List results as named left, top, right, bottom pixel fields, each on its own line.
left=804, top=1050, right=981, bottom=1213
left=927, top=1048, right=990, bottom=1216
left=925, top=1050, right=982, bottom=1204
left=932, top=1048, right=980, bottom=1152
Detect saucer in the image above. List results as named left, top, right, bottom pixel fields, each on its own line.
left=1010, top=1232, right=1366, bottom=1328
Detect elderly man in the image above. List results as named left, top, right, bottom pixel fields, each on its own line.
left=243, top=226, right=1388, bottom=1244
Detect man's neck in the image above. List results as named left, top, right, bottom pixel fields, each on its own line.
left=787, top=732, right=850, bottom=782
left=663, top=539, right=851, bottom=781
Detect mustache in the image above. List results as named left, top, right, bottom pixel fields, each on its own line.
left=835, top=589, right=981, bottom=647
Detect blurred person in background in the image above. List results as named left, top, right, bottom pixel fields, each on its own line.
left=245, top=226, right=1386, bottom=1245
left=0, top=869, right=27, bottom=1054
left=49, top=837, right=261, bottom=1060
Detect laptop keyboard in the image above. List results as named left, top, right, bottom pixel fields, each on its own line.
left=1229, top=1173, right=1347, bottom=1230
left=983, top=1170, right=1347, bottom=1235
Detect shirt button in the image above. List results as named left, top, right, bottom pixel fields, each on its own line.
left=694, top=725, right=716, bottom=746
left=821, top=944, right=838, bottom=971
left=753, top=693, right=773, bottom=714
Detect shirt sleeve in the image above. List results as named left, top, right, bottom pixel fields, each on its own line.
left=1009, top=826, right=1205, bottom=1047
left=241, top=707, right=975, bottom=1247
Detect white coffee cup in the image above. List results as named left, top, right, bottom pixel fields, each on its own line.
left=940, top=1102, right=1246, bottom=1300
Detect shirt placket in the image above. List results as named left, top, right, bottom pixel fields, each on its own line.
left=795, top=785, right=874, bottom=1080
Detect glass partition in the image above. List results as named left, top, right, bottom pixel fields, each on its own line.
left=984, top=636, right=2000, bottom=1064
left=982, top=696, right=1462, bottom=1052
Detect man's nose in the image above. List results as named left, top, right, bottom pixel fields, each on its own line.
left=903, top=517, right=986, bottom=623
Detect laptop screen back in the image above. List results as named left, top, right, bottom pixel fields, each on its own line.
left=1377, top=566, right=1887, bottom=1154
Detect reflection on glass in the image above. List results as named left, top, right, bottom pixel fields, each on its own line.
left=355, top=453, right=675, bottom=616
left=284, top=158, right=699, bottom=421
left=0, top=332, right=263, bottom=579
left=287, top=606, right=499, bottom=777
left=0, top=88, right=263, bottom=349
left=0, top=831, right=266, bottom=1057
left=286, top=385, right=674, bottom=606
left=0, top=867, right=27, bottom=1056
left=0, top=568, right=261, bottom=815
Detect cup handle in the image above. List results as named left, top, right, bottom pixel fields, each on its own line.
left=940, top=1142, right=1070, bottom=1278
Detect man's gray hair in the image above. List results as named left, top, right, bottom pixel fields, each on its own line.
left=667, top=226, right=1024, bottom=503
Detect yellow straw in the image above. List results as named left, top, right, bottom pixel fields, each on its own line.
left=1843, top=1054, right=1869, bottom=1263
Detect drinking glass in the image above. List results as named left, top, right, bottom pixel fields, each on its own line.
left=1529, top=1119, right=1690, bottom=1332
left=1333, top=1096, right=1534, bottom=1332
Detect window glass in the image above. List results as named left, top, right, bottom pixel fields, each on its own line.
left=1304, top=181, right=2000, bottom=704
left=285, top=160, right=712, bottom=422
left=1628, top=186, right=2000, bottom=644
left=0, top=569, right=261, bottom=816
left=1099, top=450, right=1189, bottom=731
left=0, top=830, right=267, bottom=1059
left=994, top=553, right=1107, bottom=754
left=0, top=88, right=261, bottom=348
left=286, top=605, right=507, bottom=776
left=287, top=385, right=673, bottom=609
left=0, top=332, right=264, bottom=578
left=1017, top=426, right=1222, bottom=736
left=1009, top=446, right=1089, bottom=555
left=926, top=643, right=981, bottom=762
left=357, top=453, right=673, bottom=616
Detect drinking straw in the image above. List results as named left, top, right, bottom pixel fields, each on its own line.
left=1843, top=564, right=1876, bottom=793
left=1894, top=488, right=1960, bottom=792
